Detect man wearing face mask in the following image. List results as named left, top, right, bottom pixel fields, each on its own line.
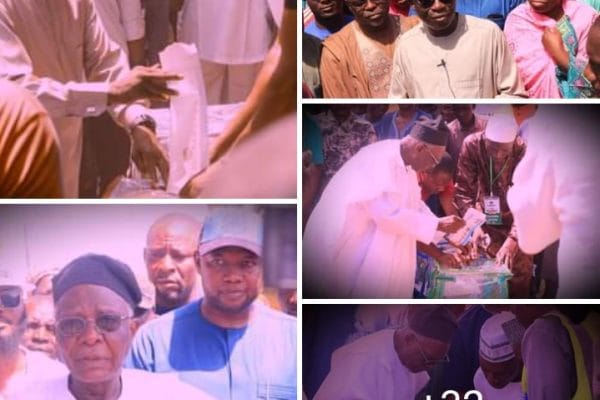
left=314, top=305, right=458, bottom=400
left=304, top=116, right=466, bottom=299
left=454, top=106, right=533, bottom=298
left=389, top=0, right=526, bottom=98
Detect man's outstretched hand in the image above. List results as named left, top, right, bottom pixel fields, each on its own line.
left=108, top=65, right=182, bottom=104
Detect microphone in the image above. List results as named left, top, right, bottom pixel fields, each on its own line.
left=437, top=59, right=446, bottom=67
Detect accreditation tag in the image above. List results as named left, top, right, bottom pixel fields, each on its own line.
left=483, top=196, right=502, bottom=225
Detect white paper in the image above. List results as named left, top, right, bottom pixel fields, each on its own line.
left=159, top=43, right=208, bottom=193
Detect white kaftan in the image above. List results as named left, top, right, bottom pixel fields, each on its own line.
left=507, top=105, right=600, bottom=298
left=314, top=329, right=429, bottom=400
left=389, top=15, right=526, bottom=98
left=473, top=367, right=523, bottom=400
left=92, top=0, right=145, bottom=53
left=9, top=368, right=214, bottom=400
left=303, top=140, right=439, bottom=298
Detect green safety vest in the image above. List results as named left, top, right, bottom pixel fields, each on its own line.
left=521, top=312, right=592, bottom=400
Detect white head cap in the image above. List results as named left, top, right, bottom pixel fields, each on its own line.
left=479, top=311, right=517, bottom=363
left=484, top=106, right=518, bottom=144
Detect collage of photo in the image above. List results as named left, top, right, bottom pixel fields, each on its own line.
left=0, top=0, right=599, bottom=399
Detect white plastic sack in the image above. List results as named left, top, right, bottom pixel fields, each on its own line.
left=159, top=42, right=208, bottom=193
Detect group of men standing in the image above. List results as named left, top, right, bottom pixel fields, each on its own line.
left=303, top=0, right=600, bottom=98
left=0, top=207, right=297, bottom=399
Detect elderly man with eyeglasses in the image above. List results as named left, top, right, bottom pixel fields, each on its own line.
left=315, top=305, right=458, bottom=400
left=389, top=0, right=527, bottom=98
left=304, top=115, right=466, bottom=299
left=0, top=270, right=67, bottom=398
left=7, top=254, right=212, bottom=400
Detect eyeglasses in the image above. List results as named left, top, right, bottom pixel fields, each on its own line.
left=416, top=338, right=450, bottom=366
left=204, top=256, right=261, bottom=275
left=56, top=314, right=130, bottom=337
left=0, top=287, right=22, bottom=308
left=414, top=0, right=453, bottom=9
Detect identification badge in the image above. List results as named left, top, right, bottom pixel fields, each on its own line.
left=483, top=196, right=502, bottom=225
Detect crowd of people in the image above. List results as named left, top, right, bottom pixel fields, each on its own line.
left=0, top=206, right=297, bottom=399
left=303, top=103, right=600, bottom=299
left=0, top=0, right=296, bottom=199
left=302, top=0, right=600, bottom=98
left=303, top=304, right=600, bottom=400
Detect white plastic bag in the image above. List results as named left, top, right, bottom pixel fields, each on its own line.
left=159, top=43, right=208, bottom=193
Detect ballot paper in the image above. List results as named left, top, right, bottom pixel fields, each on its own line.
left=159, top=43, right=208, bottom=193
left=445, top=208, right=486, bottom=246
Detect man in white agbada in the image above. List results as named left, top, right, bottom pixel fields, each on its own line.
left=474, top=311, right=524, bottom=399
left=507, top=105, right=600, bottom=298
left=303, top=116, right=465, bottom=298
left=176, top=0, right=282, bottom=104
left=92, top=0, right=145, bottom=66
left=314, top=305, right=457, bottom=400
left=8, top=254, right=213, bottom=400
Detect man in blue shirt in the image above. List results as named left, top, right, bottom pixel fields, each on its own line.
left=456, top=0, right=525, bottom=30
left=304, top=0, right=353, bottom=40
left=374, top=105, right=431, bottom=140
left=126, top=207, right=297, bottom=400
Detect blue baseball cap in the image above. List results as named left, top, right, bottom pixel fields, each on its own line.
left=198, top=207, right=263, bottom=257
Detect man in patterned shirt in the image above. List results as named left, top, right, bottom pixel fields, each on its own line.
left=320, top=0, right=418, bottom=98
left=455, top=107, right=533, bottom=298
left=316, top=105, right=377, bottom=183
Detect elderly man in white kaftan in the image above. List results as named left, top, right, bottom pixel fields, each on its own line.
left=303, top=116, right=465, bottom=298
left=507, top=105, right=600, bottom=298
left=314, top=305, right=458, bottom=400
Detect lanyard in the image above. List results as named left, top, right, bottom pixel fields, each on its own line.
left=489, top=156, right=509, bottom=196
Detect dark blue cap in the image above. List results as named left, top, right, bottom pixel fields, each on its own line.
left=53, top=254, right=141, bottom=310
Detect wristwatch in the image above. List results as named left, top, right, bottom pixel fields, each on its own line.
left=131, top=114, right=157, bottom=132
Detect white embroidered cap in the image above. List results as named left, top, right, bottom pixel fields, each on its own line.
left=479, top=311, right=517, bottom=363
